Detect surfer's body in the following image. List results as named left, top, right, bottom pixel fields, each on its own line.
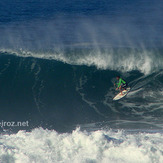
left=115, top=76, right=128, bottom=95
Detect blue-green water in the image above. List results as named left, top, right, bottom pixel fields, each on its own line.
left=0, top=48, right=163, bottom=133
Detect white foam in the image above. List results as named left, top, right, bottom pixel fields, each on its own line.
left=0, top=128, right=162, bottom=163
left=1, top=48, right=163, bottom=75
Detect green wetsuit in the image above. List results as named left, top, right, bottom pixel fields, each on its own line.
left=117, top=78, right=126, bottom=88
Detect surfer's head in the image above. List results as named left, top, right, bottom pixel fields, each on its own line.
left=116, top=76, right=120, bottom=80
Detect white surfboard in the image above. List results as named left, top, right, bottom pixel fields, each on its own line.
left=113, top=87, right=130, bottom=101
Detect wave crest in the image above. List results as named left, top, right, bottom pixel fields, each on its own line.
left=1, top=48, right=163, bottom=75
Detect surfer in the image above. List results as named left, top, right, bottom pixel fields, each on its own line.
left=115, top=76, right=128, bottom=95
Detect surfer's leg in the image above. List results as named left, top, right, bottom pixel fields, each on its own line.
left=119, top=86, right=123, bottom=95
left=122, top=83, right=127, bottom=90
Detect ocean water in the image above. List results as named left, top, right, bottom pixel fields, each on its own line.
left=0, top=0, right=163, bottom=162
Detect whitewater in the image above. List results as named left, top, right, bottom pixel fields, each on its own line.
left=0, top=128, right=162, bottom=163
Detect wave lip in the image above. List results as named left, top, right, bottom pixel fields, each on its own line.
left=1, top=48, right=163, bottom=75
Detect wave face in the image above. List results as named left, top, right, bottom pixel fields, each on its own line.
left=0, top=50, right=163, bottom=133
